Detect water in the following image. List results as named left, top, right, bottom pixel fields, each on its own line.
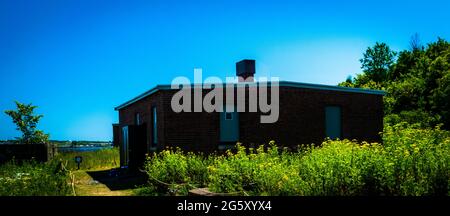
left=57, top=146, right=113, bottom=152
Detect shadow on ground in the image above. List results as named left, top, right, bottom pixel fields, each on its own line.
left=86, top=169, right=148, bottom=191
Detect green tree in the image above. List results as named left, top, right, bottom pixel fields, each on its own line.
left=360, top=42, right=397, bottom=84
left=338, top=75, right=354, bottom=87
left=427, top=39, right=450, bottom=128
left=389, top=38, right=450, bottom=126
left=341, top=37, right=450, bottom=129
left=4, top=101, right=49, bottom=144
left=409, top=33, right=423, bottom=51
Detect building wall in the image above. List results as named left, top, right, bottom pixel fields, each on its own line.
left=116, top=86, right=384, bottom=153
left=160, top=89, right=221, bottom=152
left=239, top=87, right=383, bottom=148
left=117, top=91, right=165, bottom=153
left=112, top=124, right=120, bottom=147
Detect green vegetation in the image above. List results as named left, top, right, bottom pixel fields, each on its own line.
left=3, top=125, right=447, bottom=196
left=0, top=160, right=71, bottom=196
left=140, top=124, right=449, bottom=196
left=0, top=148, right=120, bottom=196
left=4, top=101, right=49, bottom=144
left=55, top=147, right=119, bottom=170
left=72, top=170, right=135, bottom=196
left=137, top=151, right=212, bottom=195
left=340, top=37, right=450, bottom=129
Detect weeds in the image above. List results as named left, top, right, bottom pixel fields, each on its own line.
left=55, top=147, right=119, bottom=170
left=140, top=124, right=450, bottom=196
left=0, top=160, right=71, bottom=196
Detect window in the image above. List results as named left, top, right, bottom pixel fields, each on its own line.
left=225, top=112, right=233, bottom=120
left=135, top=113, right=141, bottom=125
left=152, top=106, right=157, bottom=146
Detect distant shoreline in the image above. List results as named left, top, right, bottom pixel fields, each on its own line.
left=57, top=145, right=113, bottom=152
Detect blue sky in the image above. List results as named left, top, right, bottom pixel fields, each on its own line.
left=0, top=0, right=449, bottom=141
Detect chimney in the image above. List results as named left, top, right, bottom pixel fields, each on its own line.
left=236, top=59, right=255, bottom=82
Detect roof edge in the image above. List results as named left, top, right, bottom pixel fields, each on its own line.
left=114, top=81, right=385, bottom=110
left=280, top=81, right=386, bottom=95
left=114, top=86, right=161, bottom=111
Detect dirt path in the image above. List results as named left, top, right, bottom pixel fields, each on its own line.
left=72, top=170, right=137, bottom=196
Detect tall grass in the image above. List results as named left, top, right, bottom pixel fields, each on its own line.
left=0, top=147, right=120, bottom=196
left=0, top=160, right=71, bottom=196
left=141, top=124, right=450, bottom=196
left=56, top=147, right=119, bottom=170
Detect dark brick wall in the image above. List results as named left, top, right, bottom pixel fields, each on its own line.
left=112, top=124, right=120, bottom=147
left=161, top=89, right=220, bottom=152
left=239, top=87, right=383, bottom=147
left=116, top=86, right=383, bottom=153
left=117, top=91, right=164, bottom=152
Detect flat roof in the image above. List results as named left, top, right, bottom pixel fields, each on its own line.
left=114, top=81, right=385, bottom=110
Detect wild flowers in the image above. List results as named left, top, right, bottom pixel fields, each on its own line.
left=0, top=160, right=71, bottom=196
left=141, top=124, right=450, bottom=196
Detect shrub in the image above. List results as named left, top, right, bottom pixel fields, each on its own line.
left=140, top=124, right=450, bottom=196
left=208, top=143, right=304, bottom=195
left=0, top=160, right=71, bottom=196
left=384, top=110, right=441, bottom=128
left=380, top=123, right=450, bottom=195
left=142, top=148, right=211, bottom=195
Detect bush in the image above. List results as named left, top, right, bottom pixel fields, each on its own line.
left=208, top=143, right=304, bottom=195
left=380, top=123, right=450, bottom=195
left=0, top=160, right=71, bottom=196
left=140, top=125, right=450, bottom=196
left=141, top=148, right=212, bottom=195
left=384, top=110, right=441, bottom=128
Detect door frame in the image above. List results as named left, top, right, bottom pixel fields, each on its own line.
left=121, top=126, right=129, bottom=167
left=220, top=105, right=239, bottom=144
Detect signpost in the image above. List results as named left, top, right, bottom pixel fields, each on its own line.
left=74, top=156, right=82, bottom=170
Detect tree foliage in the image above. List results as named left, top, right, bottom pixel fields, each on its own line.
left=359, top=42, right=397, bottom=84
left=4, top=101, right=49, bottom=144
left=339, top=37, right=450, bottom=129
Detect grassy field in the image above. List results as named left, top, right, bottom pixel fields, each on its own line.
left=0, top=147, right=130, bottom=196
left=55, top=147, right=120, bottom=170
left=72, top=170, right=135, bottom=196
left=0, top=160, right=71, bottom=196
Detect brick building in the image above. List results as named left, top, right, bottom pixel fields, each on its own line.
left=113, top=60, right=385, bottom=168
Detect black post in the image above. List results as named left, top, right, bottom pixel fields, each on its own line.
left=75, top=156, right=82, bottom=170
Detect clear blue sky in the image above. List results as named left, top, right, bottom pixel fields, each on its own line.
left=0, top=0, right=449, bottom=141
